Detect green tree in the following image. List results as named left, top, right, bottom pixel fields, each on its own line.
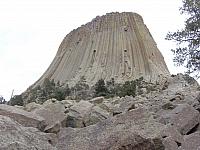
left=166, top=0, right=200, bottom=77
left=71, top=76, right=90, bottom=99
left=106, top=78, right=116, bottom=97
left=94, top=79, right=109, bottom=97
left=118, top=80, right=137, bottom=97
left=74, top=76, right=89, bottom=91
left=54, top=87, right=66, bottom=101
left=0, top=96, right=6, bottom=104
left=9, top=95, right=23, bottom=106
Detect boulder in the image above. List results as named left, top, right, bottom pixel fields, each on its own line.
left=66, top=100, right=94, bottom=128
left=104, top=132, right=164, bottom=150
left=113, top=96, right=136, bottom=115
left=65, top=101, right=109, bottom=127
left=179, top=131, right=200, bottom=150
left=42, top=98, right=57, bottom=105
left=33, top=102, right=66, bottom=134
left=160, top=104, right=200, bottom=134
left=162, top=137, right=179, bottom=150
left=161, top=125, right=183, bottom=144
left=60, top=99, right=76, bottom=108
left=24, top=102, right=41, bottom=112
left=89, top=96, right=104, bottom=104
left=0, top=115, right=57, bottom=150
left=99, top=101, right=115, bottom=112
left=84, top=106, right=110, bottom=126
left=56, top=108, right=165, bottom=150
left=0, top=104, right=46, bottom=130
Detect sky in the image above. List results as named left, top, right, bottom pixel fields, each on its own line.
left=0, top=0, right=186, bottom=101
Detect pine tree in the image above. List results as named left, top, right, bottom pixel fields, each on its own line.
left=166, top=0, right=200, bottom=77
left=94, top=79, right=109, bottom=97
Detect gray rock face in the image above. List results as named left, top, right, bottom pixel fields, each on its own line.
left=0, top=115, right=57, bottom=150
left=33, top=12, right=169, bottom=88
left=0, top=104, right=46, bottom=130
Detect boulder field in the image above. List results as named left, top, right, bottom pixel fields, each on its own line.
left=1, top=74, right=200, bottom=150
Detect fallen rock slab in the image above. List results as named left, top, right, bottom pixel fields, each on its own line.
left=0, top=115, right=57, bottom=150
left=0, top=104, right=46, bottom=130
left=33, top=102, right=66, bottom=134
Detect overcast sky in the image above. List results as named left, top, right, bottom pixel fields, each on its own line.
left=0, top=0, right=186, bottom=100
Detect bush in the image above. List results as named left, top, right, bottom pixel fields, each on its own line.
left=9, top=95, right=23, bottom=106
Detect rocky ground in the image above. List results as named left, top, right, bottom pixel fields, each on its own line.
left=1, top=74, right=200, bottom=150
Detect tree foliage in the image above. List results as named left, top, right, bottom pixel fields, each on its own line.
left=166, top=0, right=200, bottom=77
left=10, top=76, right=156, bottom=105
left=94, top=79, right=109, bottom=97
left=9, top=95, right=23, bottom=106
left=94, top=77, right=144, bottom=98
left=0, top=96, right=6, bottom=104
left=71, top=76, right=90, bottom=100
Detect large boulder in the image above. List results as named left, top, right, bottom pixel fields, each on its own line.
left=113, top=96, right=137, bottom=115
left=84, top=106, right=110, bottom=126
left=66, top=100, right=94, bottom=128
left=24, top=102, right=41, bottom=112
left=179, top=131, right=200, bottom=150
left=65, top=100, right=110, bottom=128
left=160, top=104, right=200, bottom=134
left=0, top=104, right=46, bottom=130
left=33, top=101, right=66, bottom=134
left=56, top=108, right=165, bottom=150
left=162, top=137, right=179, bottom=150
left=160, top=125, right=184, bottom=149
left=0, top=115, right=57, bottom=150
left=161, top=125, right=183, bottom=144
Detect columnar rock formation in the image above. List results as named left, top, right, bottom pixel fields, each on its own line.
left=34, top=12, right=169, bottom=86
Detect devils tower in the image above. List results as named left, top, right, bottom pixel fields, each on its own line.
left=34, top=12, right=169, bottom=87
